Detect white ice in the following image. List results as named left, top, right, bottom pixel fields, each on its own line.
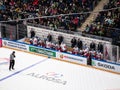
left=0, top=47, right=120, bottom=90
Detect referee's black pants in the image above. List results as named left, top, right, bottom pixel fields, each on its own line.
left=9, top=60, right=15, bottom=70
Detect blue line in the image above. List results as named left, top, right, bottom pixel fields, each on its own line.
left=0, top=58, right=48, bottom=82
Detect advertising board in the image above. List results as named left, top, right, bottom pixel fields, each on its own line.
left=92, top=60, right=120, bottom=73
left=56, top=52, right=87, bottom=65
left=29, top=46, right=56, bottom=57
left=2, top=39, right=29, bottom=51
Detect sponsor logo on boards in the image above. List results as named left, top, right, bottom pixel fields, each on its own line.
left=97, top=62, right=115, bottom=70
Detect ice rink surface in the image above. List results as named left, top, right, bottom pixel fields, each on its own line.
left=0, top=48, right=120, bottom=90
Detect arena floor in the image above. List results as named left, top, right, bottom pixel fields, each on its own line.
left=0, top=48, right=120, bottom=90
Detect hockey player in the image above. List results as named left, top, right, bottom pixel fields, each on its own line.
left=46, top=40, right=52, bottom=49
left=60, top=42, right=67, bottom=52
left=72, top=45, right=79, bottom=55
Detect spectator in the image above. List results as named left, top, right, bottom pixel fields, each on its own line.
left=85, top=24, right=90, bottom=33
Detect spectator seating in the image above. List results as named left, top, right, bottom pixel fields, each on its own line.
left=0, top=0, right=101, bottom=31
left=84, top=0, right=120, bottom=39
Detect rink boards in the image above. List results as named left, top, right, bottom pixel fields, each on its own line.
left=1, top=38, right=120, bottom=74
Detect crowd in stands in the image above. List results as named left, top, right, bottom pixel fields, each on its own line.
left=84, top=0, right=120, bottom=38
left=0, top=0, right=101, bottom=31
left=25, top=31, right=104, bottom=61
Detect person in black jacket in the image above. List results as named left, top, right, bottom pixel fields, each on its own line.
left=9, top=51, right=16, bottom=71
left=58, top=35, right=63, bottom=45
left=90, top=41, right=96, bottom=51
left=77, top=38, right=83, bottom=50
left=87, top=52, right=92, bottom=66
left=71, top=37, right=77, bottom=48
left=30, top=30, right=35, bottom=38
left=97, top=42, right=103, bottom=53
left=47, top=33, right=52, bottom=42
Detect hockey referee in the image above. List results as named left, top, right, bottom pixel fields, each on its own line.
left=9, top=51, right=16, bottom=71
